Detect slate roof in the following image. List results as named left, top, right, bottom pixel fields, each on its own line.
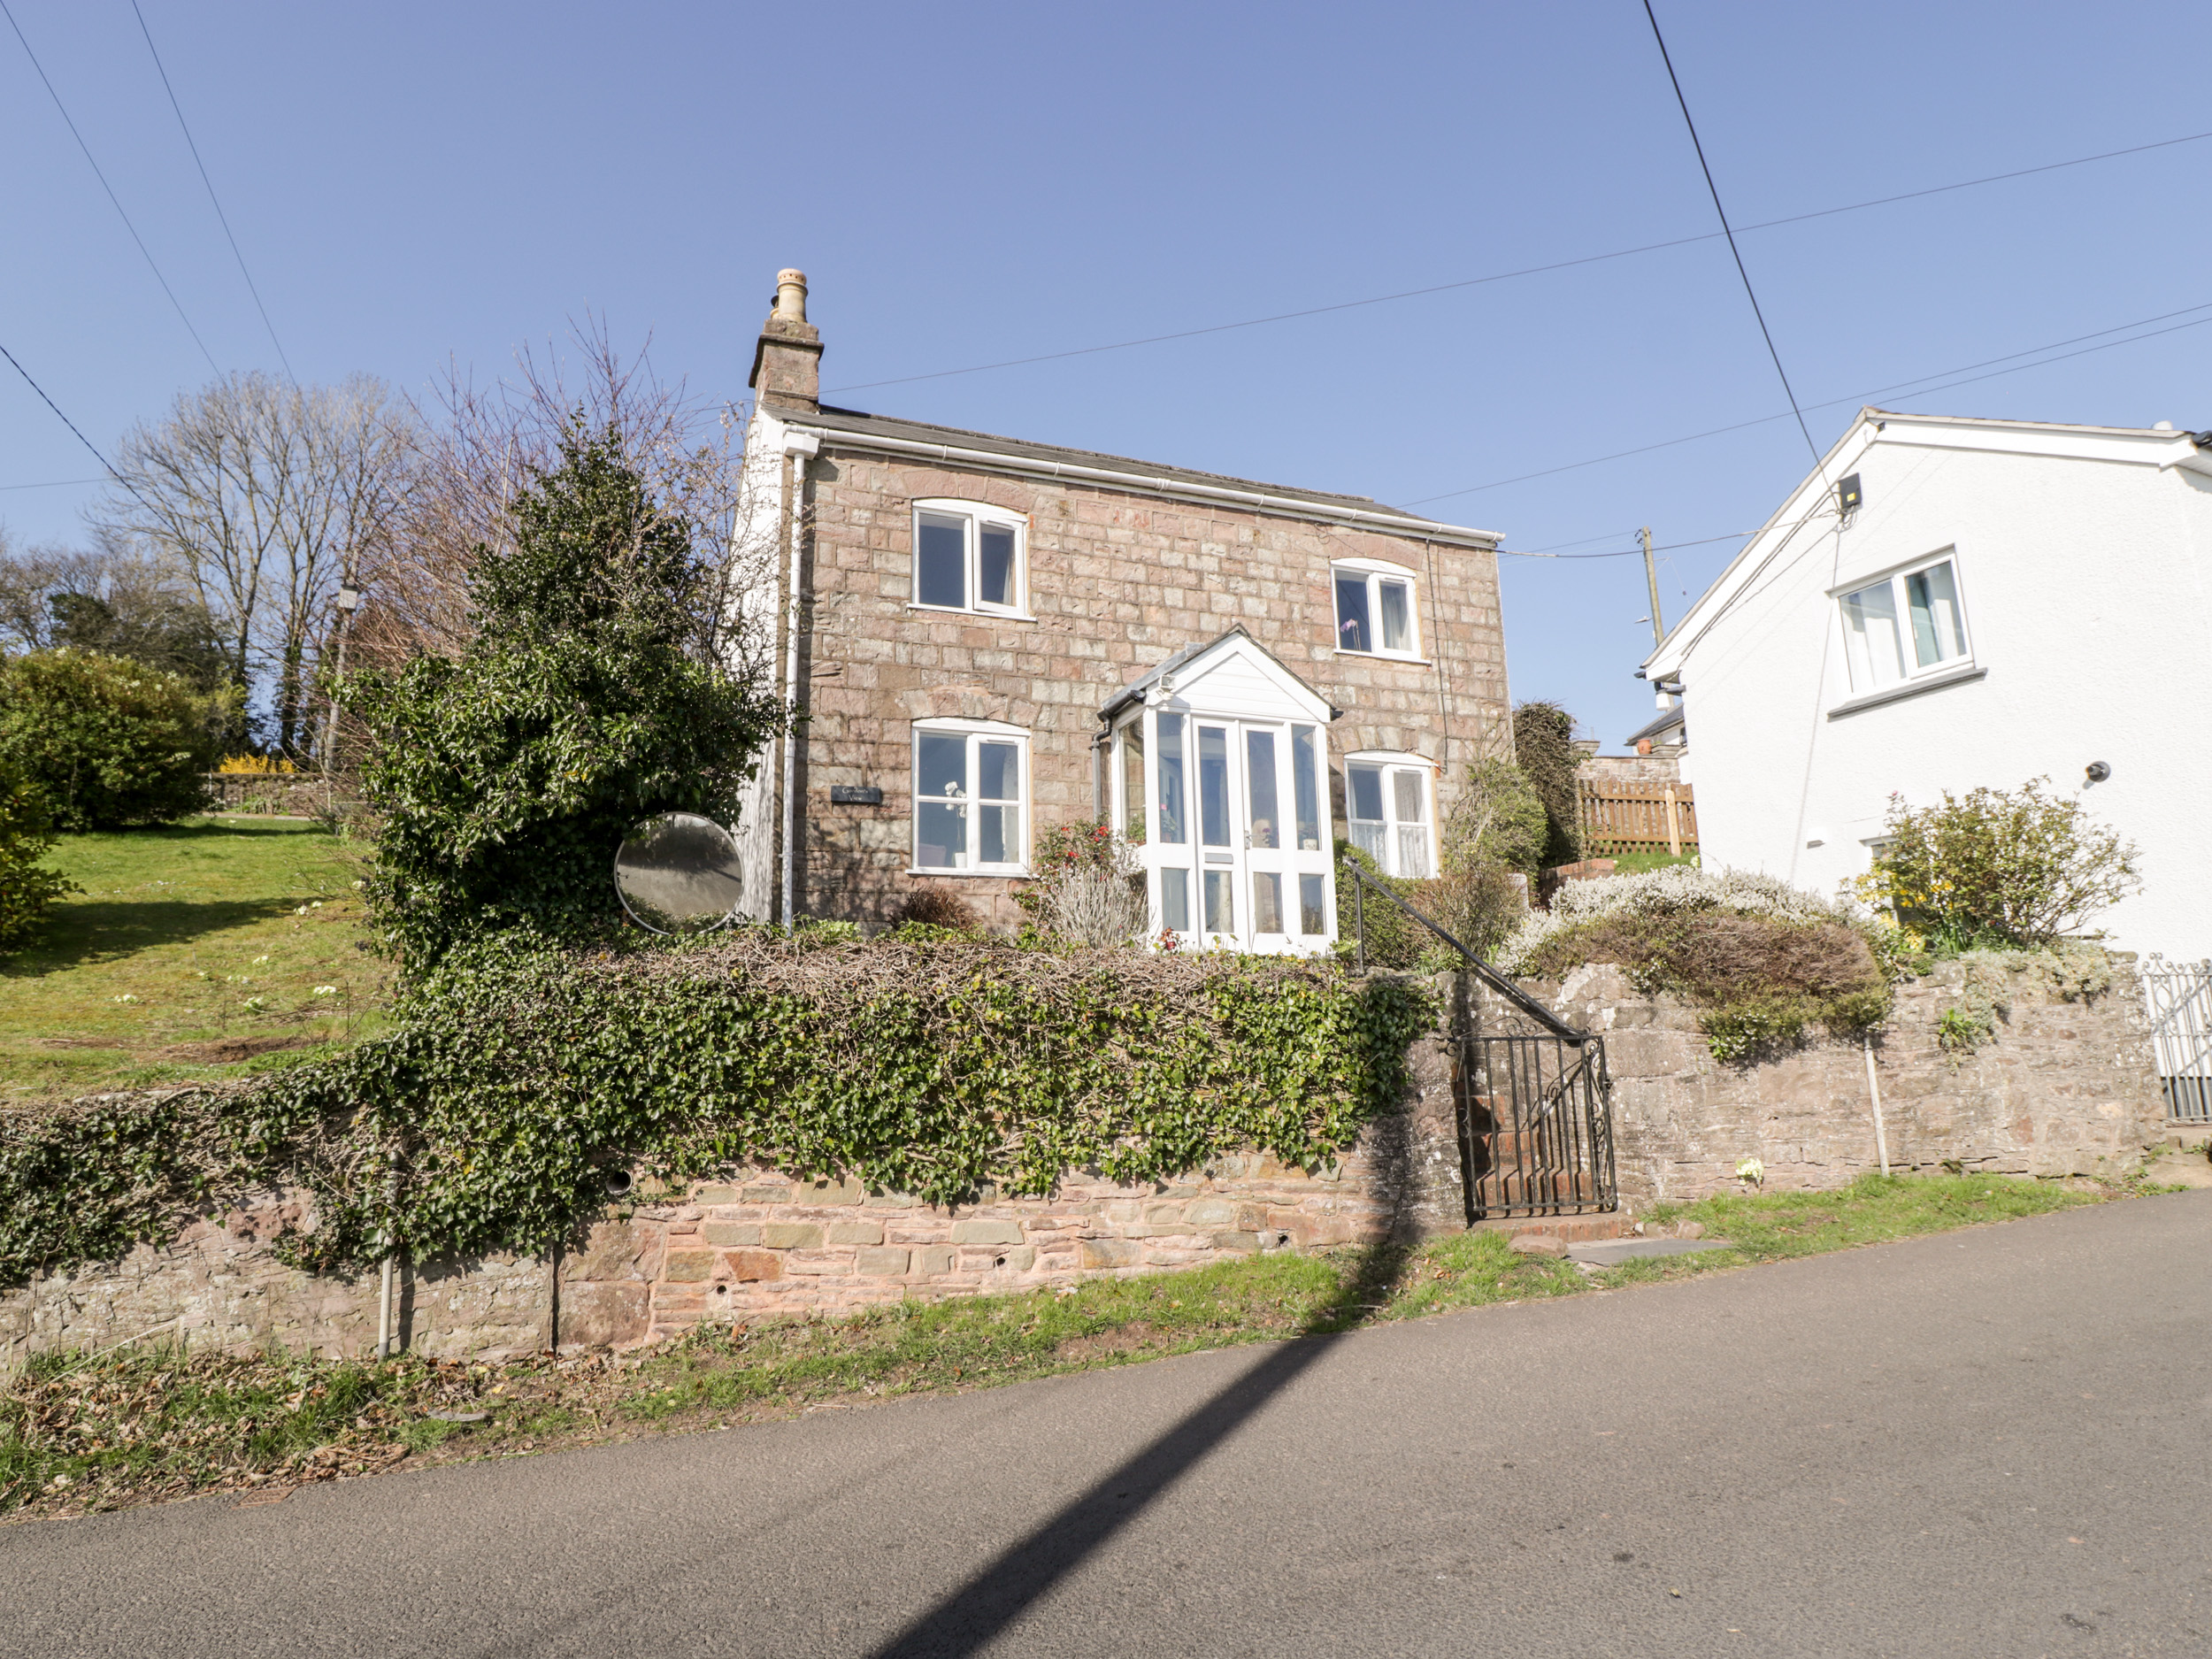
left=796, top=403, right=1454, bottom=530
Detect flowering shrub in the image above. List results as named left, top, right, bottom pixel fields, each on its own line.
left=1019, top=818, right=1148, bottom=948
left=1859, top=780, right=2139, bottom=949
left=1494, top=864, right=1839, bottom=974
left=1499, top=864, right=1892, bottom=1062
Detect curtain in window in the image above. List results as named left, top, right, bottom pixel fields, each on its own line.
left=1839, top=580, right=1905, bottom=689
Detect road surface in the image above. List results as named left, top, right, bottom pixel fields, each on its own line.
left=5, top=1192, right=2208, bottom=1656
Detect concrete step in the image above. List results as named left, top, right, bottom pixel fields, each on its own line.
left=1470, top=1212, right=1637, bottom=1244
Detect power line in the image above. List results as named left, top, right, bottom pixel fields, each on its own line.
left=0, top=0, right=219, bottom=375
left=131, top=0, right=293, bottom=381
left=1640, top=0, right=1821, bottom=470
left=1500, top=530, right=1759, bottom=560
left=0, top=340, right=142, bottom=505
left=0, top=476, right=104, bottom=492
left=819, top=126, right=2212, bottom=398
left=1402, top=296, right=2212, bottom=504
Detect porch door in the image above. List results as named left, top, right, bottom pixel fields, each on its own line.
left=1193, top=718, right=1333, bottom=952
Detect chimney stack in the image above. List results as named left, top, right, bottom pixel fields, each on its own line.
left=749, top=267, right=821, bottom=412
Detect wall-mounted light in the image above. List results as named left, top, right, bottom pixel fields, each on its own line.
left=2085, top=761, right=2111, bottom=784
left=1836, top=473, right=1863, bottom=515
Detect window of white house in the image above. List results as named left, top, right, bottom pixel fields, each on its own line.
left=1837, top=555, right=1970, bottom=695
left=1346, top=756, right=1435, bottom=878
left=1333, top=562, right=1419, bottom=658
left=912, top=500, right=1026, bottom=616
left=912, top=721, right=1028, bottom=872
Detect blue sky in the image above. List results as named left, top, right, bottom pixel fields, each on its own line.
left=4, top=1, right=2209, bottom=748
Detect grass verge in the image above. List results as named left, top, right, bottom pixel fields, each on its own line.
left=1, top=1171, right=2122, bottom=1521
left=0, top=817, right=386, bottom=1102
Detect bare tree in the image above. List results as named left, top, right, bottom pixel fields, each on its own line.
left=360, top=320, right=778, bottom=676
left=96, top=372, right=415, bottom=756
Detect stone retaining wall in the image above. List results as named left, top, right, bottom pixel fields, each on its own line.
left=1, top=956, right=2166, bottom=1370
left=1537, top=956, right=2163, bottom=1207
left=1, top=1025, right=1466, bottom=1371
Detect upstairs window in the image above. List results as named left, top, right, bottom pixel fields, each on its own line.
left=1838, top=554, right=1971, bottom=695
left=913, top=720, right=1028, bottom=873
left=1333, top=561, right=1419, bottom=657
left=913, top=500, right=1026, bottom=616
left=1346, top=755, right=1434, bottom=879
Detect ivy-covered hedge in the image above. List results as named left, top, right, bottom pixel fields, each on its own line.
left=0, top=936, right=1432, bottom=1288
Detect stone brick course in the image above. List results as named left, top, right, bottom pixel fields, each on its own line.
left=0, top=960, right=2163, bottom=1372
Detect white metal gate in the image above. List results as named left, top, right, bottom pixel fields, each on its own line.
left=2142, top=956, right=2212, bottom=1123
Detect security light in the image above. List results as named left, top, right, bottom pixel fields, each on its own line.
left=1836, top=474, right=1863, bottom=515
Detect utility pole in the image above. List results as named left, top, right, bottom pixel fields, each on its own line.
left=1640, top=526, right=1665, bottom=652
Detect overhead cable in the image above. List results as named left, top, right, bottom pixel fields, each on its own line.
left=131, top=1, right=294, bottom=380
left=1641, top=0, right=1823, bottom=469
left=0, top=339, right=144, bottom=506
left=0, top=0, right=220, bottom=374
left=821, top=127, right=2212, bottom=397
left=1402, top=297, right=2212, bottom=505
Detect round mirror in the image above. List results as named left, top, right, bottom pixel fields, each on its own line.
left=613, top=812, right=747, bottom=934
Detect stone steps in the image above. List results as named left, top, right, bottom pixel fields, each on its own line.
left=1469, top=1211, right=1637, bottom=1244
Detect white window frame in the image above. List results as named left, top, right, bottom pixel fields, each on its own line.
left=1832, top=549, right=1975, bottom=696
left=910, top=718, right=1030, bottom=876
left=1343, top=750, right=1439, bottom=879
left=1330, top=558, right=1423, bottom=661
left=910, top=499, right=1030, bottom=618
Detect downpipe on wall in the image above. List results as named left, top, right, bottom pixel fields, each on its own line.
left=780, top=431, right=818, bottom=927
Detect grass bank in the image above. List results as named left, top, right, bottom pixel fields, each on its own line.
left=2, top=1171, right=2120, bottom=1520
left=0, top=818, right=385, bottom=1102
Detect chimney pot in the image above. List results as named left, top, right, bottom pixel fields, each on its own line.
left=773, top=269, right=809, bottom=323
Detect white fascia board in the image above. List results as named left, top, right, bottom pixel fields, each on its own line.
left=1867, top=409, right=2208, bottom=471
left=1642, top=410, right=1876, bottom=680
left=781, top=422, right=1502, bottom=550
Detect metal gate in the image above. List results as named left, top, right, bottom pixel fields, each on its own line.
left=1347, top=864, right=1618, bottom=1220
left=2143, top=956, right=2212, bottom=1124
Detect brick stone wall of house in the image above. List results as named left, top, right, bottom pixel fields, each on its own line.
left=2, top=959, right=2162, bottom=1371
left=1578, top=752, right=1683, bottom=787
left=795, top=450, right=1510, bottom=928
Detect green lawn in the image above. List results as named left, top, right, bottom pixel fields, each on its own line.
left=0, top=818, right=387, bottom=1103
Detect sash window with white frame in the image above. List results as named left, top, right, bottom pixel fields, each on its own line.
left=911, top=720, right=1028, bottom=873
left=912, top=500, right=1026, bottom=616
left=1332, top=559, right=1420, bottom=658
left=1836, top=553, right=1972, bottom=695
left=1346, top=754, right=1436, bottom=878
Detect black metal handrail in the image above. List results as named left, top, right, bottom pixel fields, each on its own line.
left=1343, top=861, right=1591, bottom=1043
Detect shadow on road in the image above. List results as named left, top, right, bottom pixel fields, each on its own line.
left=866, top=1238, right=1415, bottom=1659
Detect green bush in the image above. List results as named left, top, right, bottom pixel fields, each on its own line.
left=1443, top=757, right=1548, bottom=879
left=0, top=756, right=76, bottom=952
left=1511, top=701, right=1583, bottom=869
left=0, top=649, right=229, bottom=829
left=338, top=426, right=781, bottom=967
left=0, top=935, right=1433, bottom=1286
left=1863, top=780, right=2139, bottom=949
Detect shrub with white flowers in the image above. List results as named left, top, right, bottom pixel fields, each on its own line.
left=1495, top=864, right=1842, bottom=975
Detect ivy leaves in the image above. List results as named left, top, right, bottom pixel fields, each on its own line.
left=0, top=939, right=1434, bottom=1287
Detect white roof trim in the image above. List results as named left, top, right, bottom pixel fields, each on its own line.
left=1645, top=405, right=2212, bottom=679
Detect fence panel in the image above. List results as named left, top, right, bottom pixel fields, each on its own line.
left=1577, top=780, right=1698, bottom=857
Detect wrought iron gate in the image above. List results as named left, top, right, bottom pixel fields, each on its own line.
left=2143, top=956, right=2212, bottom=1124
left=1348, top=864, right=1618, bottom=1220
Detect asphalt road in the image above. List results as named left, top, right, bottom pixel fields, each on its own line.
left=6, top=1193, right=2209, bottom=1658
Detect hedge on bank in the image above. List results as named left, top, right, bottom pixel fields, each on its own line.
left=0, top=935, right=1432, bottom=1288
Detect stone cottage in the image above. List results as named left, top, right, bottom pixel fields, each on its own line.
left=732, top=268, right=1511, bottom=948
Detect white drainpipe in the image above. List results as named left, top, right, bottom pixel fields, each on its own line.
left=779, top=430, right=818, bottom=927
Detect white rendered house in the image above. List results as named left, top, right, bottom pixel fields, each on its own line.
left=1642, top=408, right=2212, bottom=959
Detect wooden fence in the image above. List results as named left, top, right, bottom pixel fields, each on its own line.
left=1577, top=779, right=1698, bottom=857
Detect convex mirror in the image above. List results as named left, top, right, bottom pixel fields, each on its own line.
left=614, top=812, right=747, bottom=934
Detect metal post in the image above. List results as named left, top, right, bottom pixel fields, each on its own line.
left=1864, top=1034, right=1891, bottom=1176
left=376, top=1255, right=394, bottom=1361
